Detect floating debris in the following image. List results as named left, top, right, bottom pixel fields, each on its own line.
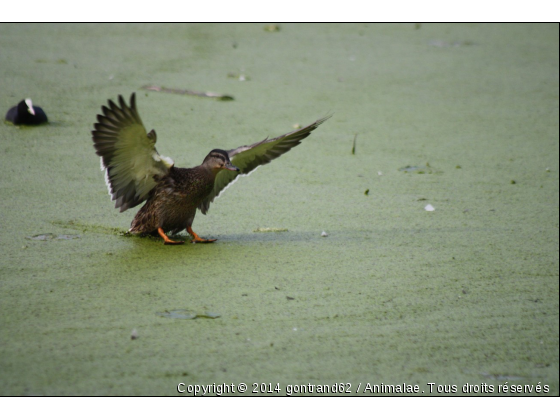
left=131, top=329, right=139, bottom=340
left=264, top=24, right=280, bottom=32
left=141, top=85, right=234, bottom=101
left=56, top=234, right=81, bottom=240
left=156, top=309, right=221, bottom=320
left=351, top=134, right=357, bottom=155
left=26, top=233, right=80, bottom=241
left=253, top=227, right=288, bottom=233
left=196, top=312, right=221, bottom=319
left=399, top=165, right=426, bottom=173
left=27, top=233, right=56, bottom=241
left=424, top=204, right=435, bottom=212
left=429, top=40, right=474, bottom=48
left=364, top=189, right=369, bottom=195
left=227, top=72, right=250, bottom=81
left=321, top=231, right=328, bottom=237
left=286, top=296, right=295, bottom=300
left=510, top=180, right=516, bottom=184
left=398, top=165, right=437, bottom=174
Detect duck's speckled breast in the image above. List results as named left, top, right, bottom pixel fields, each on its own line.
left=169, top=167, right=215, bottom=204
left=130, top=166, right=216, bottom=234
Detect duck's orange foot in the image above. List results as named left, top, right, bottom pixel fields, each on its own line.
left=158, top=227, right=185, bottom=245
left=164, top=239, right=186, bottom=245
left=187, top=227, right=217, bottom=244
left=191, top=238, right=217, bottom=244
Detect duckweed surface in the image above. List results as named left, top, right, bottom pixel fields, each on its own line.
left=0, top=24, right=558, bottom=395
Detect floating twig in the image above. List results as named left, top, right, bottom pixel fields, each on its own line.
left=253, top=227, right=288, bottom=233
left=141, top=85, right=234, bottom=101
left=351, top=134, right=357, bottom=155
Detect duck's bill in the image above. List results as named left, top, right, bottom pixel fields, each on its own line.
left=225, top=162, right=240, bottom=171
left=25, top=99, right=36, bottom=115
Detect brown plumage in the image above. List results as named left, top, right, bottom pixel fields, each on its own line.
left=91, top=93, right=330, bottom=245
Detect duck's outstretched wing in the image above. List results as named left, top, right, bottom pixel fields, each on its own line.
left=198, top=115, right=331, bottom=214
left=92, top=93, right=174, bottom=212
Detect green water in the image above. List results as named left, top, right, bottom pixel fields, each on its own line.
left=0, top=23, right=558, bottom=396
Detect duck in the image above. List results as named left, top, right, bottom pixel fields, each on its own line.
left=5, top=98, right=48, bottom=125
left=92, top=93, right=330, bottom=245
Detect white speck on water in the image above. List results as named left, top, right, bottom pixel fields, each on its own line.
left=425, top=204, right=435, bottom=212
left=321, top=231, right=328, bottom=237
left=377, top=171, right=383, bottom=176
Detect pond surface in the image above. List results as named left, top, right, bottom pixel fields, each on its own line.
left=0, top=23, right=558, bottom=395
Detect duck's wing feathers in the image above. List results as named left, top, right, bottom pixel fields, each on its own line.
left=92, top=93, right=174, bottom=212
left=199, top=115, right=331, bottom=214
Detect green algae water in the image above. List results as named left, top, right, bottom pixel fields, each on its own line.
left=0, top=23, right=558, bottom=395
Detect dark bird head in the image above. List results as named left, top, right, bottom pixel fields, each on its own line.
left=21, top=99, right=36, bottom=116
left=202, top=149, right=239, bottom=174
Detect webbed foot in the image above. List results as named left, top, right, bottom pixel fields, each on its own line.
left=158, top=227, right=185, bottom=245
left=187, top=227, right=217, bottom=244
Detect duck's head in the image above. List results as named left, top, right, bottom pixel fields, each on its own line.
left=202, top=149, right=239, bottom=174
